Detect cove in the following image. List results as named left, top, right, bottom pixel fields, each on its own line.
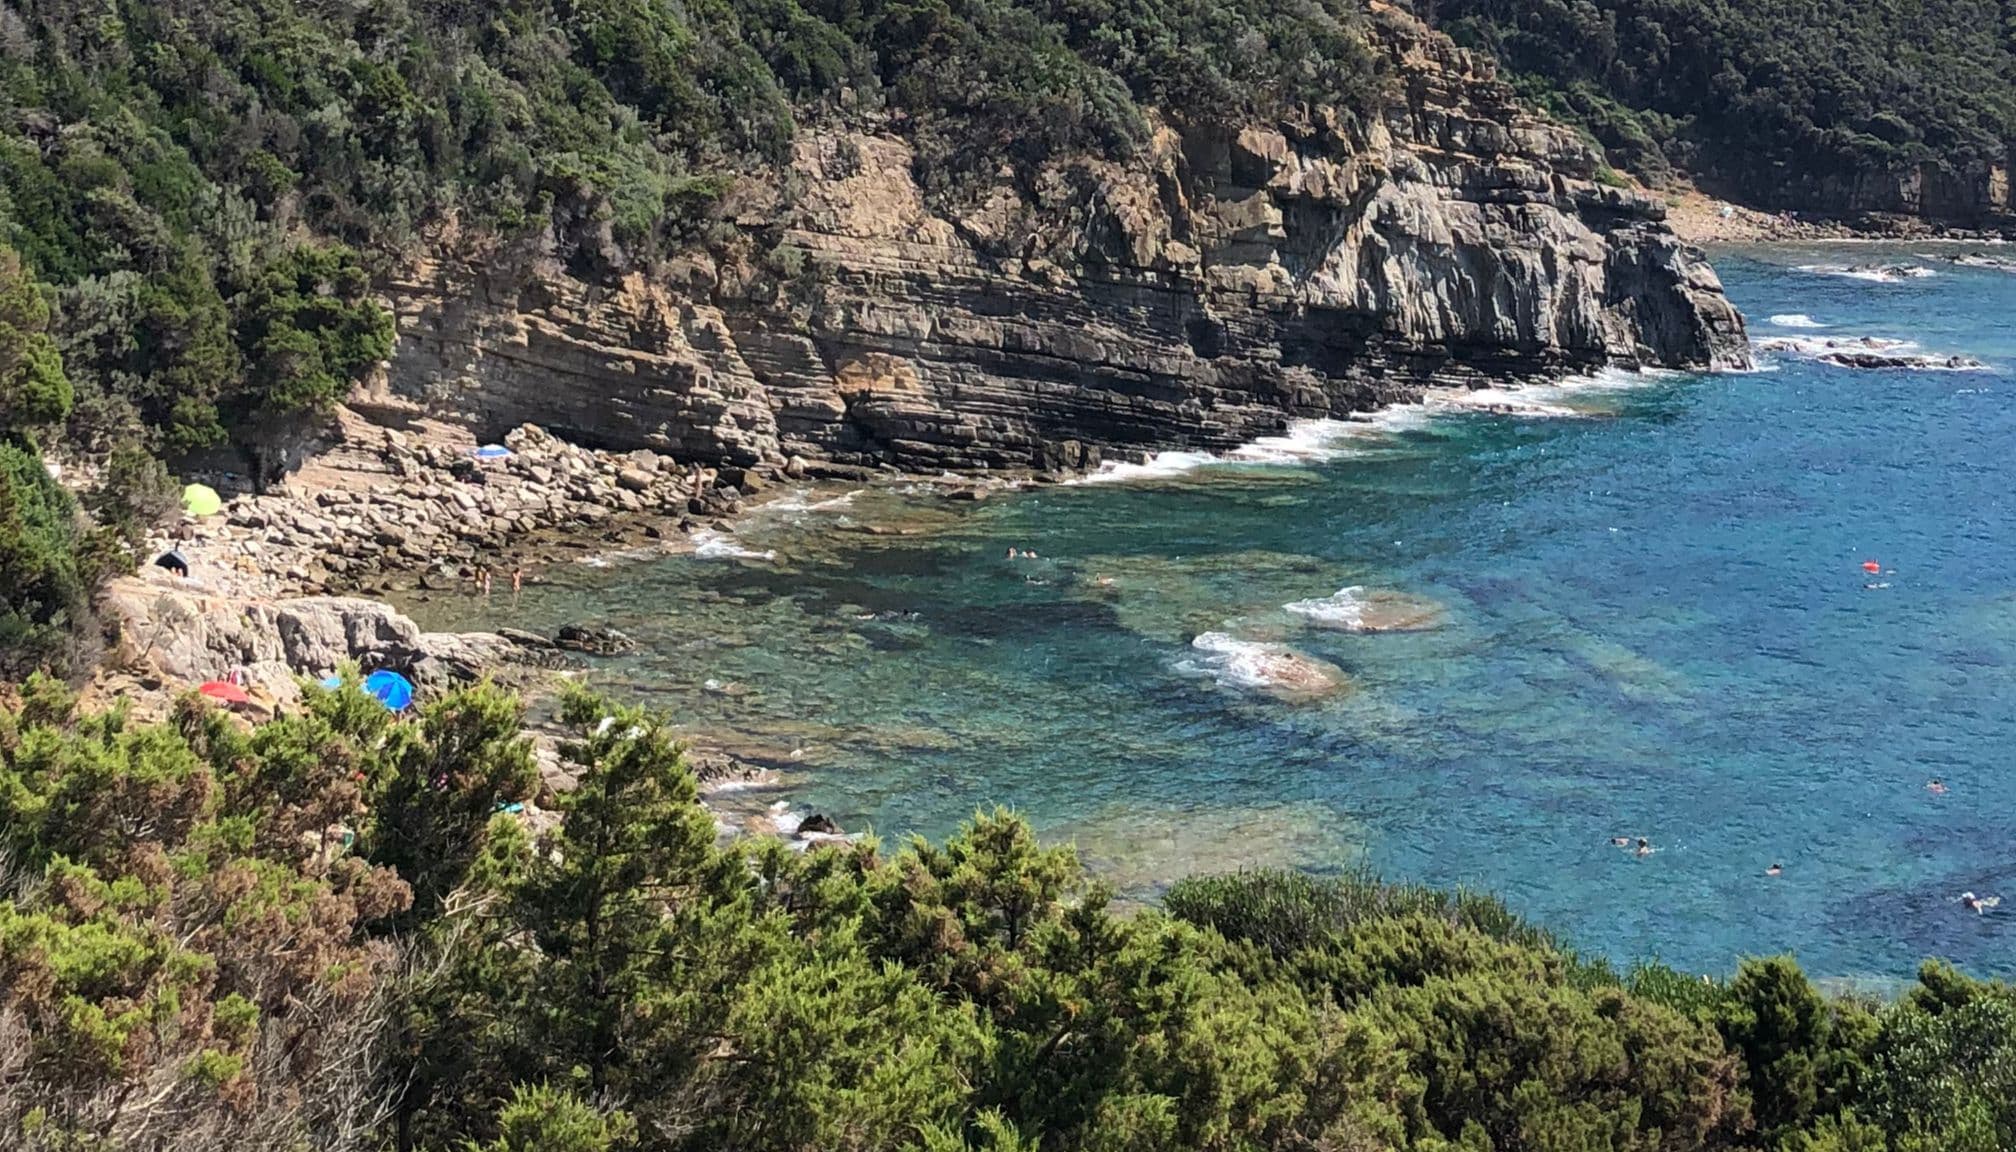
left=410, top=244, right=2016, bottom=980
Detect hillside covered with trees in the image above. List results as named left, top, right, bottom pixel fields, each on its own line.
left=1, top=678, right=2013, bottom=1152
left=1421, top=0, right=2016, bottom=218
left=0, top=0, right=1390, bottom=670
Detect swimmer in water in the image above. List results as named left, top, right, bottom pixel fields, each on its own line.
left=1959, top=891, right=2001, bottom=914
left=1635, top=837, right=1654, bottom=857
left=1765, top=863, right=1783, bottom=877
left=1006, top=547, right=1016, bottom=559
left=1928, top=778, right=1948, bottom=795
left=1610, top=836, right=1631, bottom=847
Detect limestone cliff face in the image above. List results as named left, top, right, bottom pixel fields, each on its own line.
left=381, top=7, right=1748, bottom=473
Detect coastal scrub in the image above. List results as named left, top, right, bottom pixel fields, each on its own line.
left=2, top=684, right=2014, bottom=1151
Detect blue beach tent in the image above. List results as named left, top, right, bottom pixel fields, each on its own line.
left=363, top=669, right=416, bottom=711
left=321, top=670, right=416, bottom=711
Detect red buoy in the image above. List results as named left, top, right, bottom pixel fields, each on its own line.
left=1862, top=560, right=1882, bottom=574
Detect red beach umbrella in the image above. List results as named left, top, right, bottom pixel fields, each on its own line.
left=198, top=680, right=251, bottom=705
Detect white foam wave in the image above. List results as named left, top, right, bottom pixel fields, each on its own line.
left=1755, top=333, right=1989, bottom=370
left=1796, top=263, right=1936, bottom=283
left=1071, top=369, right=1668, bottom=485
left=693, top=530, right=777, bottom=561
left=1758, top=335, right=1917, bottom=357
left=573, top=544, right=664, bottom=568
left=1766, top=313, right=1827, bottom=329
left=1078, top=417, right=1396, bottom=483
left=762, top=488, right=861, bottom=514
left=1422, top=367, right=1663, bottom=419
left=1074, top=450, right=1223, bottom=484
left=1423, top=386, right=1584, bottom=419
left=1225, top=419, right=1375, bottom=464
left=1175, top=632, right=1348, bottom=699
left=1177, top=632, right=1297, bottom=693
left=1284, top=587, right=1375, bottom=629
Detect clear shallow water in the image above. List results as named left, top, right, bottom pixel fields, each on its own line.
left=412, top=244, right=2016, bottom=979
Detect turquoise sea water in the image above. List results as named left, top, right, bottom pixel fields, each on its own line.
left=410, top=244, right=2016, bottom=979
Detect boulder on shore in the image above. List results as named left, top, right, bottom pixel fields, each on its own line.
left=99, top=570, right=543, bottom=708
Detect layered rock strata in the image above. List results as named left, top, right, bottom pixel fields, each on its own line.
left=382, top=7, right=1749, bottom=475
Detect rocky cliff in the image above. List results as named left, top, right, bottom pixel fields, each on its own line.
left=1775, top=159, right=2014, bottom=228
left=380, top=6, right=1748, bottom=474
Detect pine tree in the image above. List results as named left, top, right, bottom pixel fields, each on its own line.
left=513, top=689, right=751, bottom=1103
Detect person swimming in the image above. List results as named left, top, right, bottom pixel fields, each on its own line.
left=1928, top=778, right=1948, bottom=795
left=1959, top=891, right=2001, bottom=914
left=1765, top=863, right=1783, bottom=877
left=1635, top=837, right=1654, bottom=857
left=1610, top=836, right=1630, bottom=847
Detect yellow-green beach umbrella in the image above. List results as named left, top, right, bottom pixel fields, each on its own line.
left=181, top=483, right=223, bottom=518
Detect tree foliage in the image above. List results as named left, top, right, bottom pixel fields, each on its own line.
left=1420, top=0, right=2016, bottom=215
left=6, top=684, right=2016, bottom=1152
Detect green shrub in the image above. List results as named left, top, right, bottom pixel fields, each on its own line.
left=4, top=686, right=2016, bottom=1152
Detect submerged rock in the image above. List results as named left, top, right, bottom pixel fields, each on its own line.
left=1285, top=587, right=1445, bottom=632
left=1818, top=351, right=1986, bottom=371
left=554, top=623, right=639, bottom=655
left=1759, top=335, right=1987, bottom=372
left=1181, top=632, right=1351, bottom=702
left=1847, top=262, right=1937, bottom=279
left=1944, top=253, right=2016, bottom=273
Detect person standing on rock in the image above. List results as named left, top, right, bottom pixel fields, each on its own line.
left=512, top=567, right=523, bottom=596
left=479, top=568, right=493, bottom=597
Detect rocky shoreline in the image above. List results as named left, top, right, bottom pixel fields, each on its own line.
left=159, top=403, right=777, bottom=603
left=1664, top=187, right=2016, bottom=246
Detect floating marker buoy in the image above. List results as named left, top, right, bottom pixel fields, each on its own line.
left=1862, top=560, right=1882, bottom=574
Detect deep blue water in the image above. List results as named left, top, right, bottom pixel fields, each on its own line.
left=413, top=244, right=2016, bottom=979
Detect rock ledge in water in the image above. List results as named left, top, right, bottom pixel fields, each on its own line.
left=554, top=624, right=638, bottom=655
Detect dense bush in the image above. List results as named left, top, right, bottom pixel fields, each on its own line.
left=4, top=681, right=2016, bottom=1152
left=0, top=246, right=101, bottom=673
left=1419, top=0, right=2016, bottom=214
left=0, top=440, right=88, bottom=669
